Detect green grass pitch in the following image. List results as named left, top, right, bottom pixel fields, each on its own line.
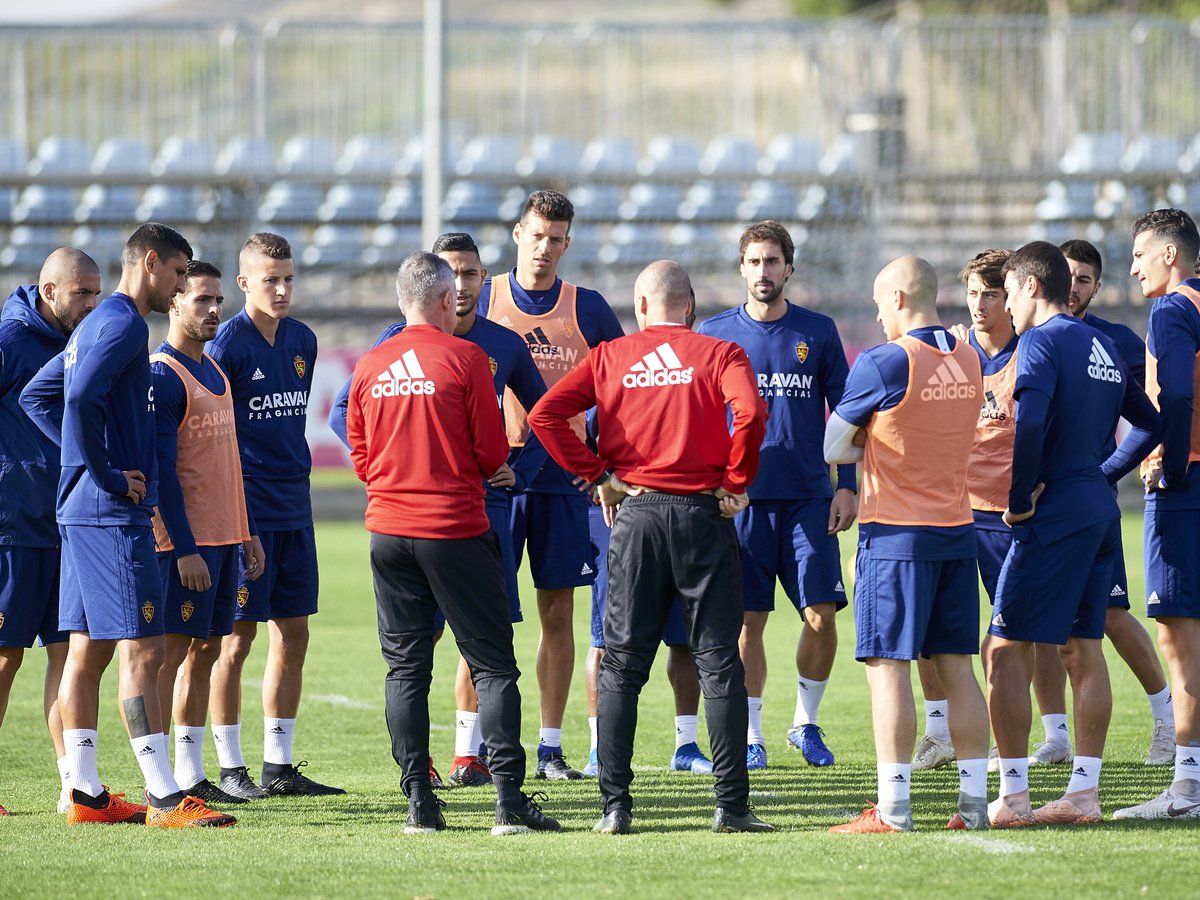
left=1, top=516, right=1198, bottom=898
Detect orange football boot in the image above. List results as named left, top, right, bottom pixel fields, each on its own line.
left=830, top=804, right=910, bottom=833
left=146, top=795, right=237, bottom=828
left=66, top=789, right=148, bottom=825
left=0, top=801, right=8, bottom=816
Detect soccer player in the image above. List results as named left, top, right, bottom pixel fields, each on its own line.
left=985, top=242, right=1160, bottom=828
left=0, top=248, right=100, bottom=814
left=207, top=233, right=342, bottom=798
left=150, top=261, right=265, bottom=805
left=347, top=251, right=559, bottom=836
left=330, top=232, right=548, bottom=787
left=1117, top=209, right=1200, bottom=820
left=825, top=256, right=990, bottom=833
left=482, top=190, right=624, bottom=779
left=698, top=220, right=855, bottom=770
left=913, top=249, right=1016, bottom=774
left=21, top=223, right=234, bottom=827
left=530, top=260, right=772, bottom=835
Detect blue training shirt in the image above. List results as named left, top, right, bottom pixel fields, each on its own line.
left=0, top=285, right=70, bottom=546
left=208, top=310, right=316, bottom=531
left=1145, top=278, right=1200, bottom=509
left=835, top=325, right=975, bottom=560
left=697, top=301, right=854, bottom=500
left=20, top=292, right=158, bottom=527
left=329, top=314, right=549, bottom=501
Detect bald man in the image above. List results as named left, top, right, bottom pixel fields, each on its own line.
left=0, top=248, right=101, bottom=814
left=530, top=260, right=770, bottom=834
left=824, top=256, right=990, bottom=833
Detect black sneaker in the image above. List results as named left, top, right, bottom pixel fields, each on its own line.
left=535, top=752, right=583, bottom=781
left=404, top=793, right=447, bottom=835
left=492, top=791, right=562, bottom=835
left=217, top=766, right=271, bottom=801
left=712, top=806, right=775, bottom=833
left=181, top=778, right=248, bottom=805
left=259, top=761, right=346, bottom=796
left=593, top=808, right=633, bottom=834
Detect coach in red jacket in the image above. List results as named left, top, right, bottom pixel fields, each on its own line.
left=347, top=251, right=559, bottom=837
left=529, top=260, right=770, bottom=835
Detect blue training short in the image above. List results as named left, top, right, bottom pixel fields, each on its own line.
left=511, top=491, right=597, bottom=590
left=0, top=545, right=66, bottom=648
left=975, top=526, right=1012, bottom=602
left=853, top=540, right=979, bottom=662
left=736, top=498, right=847, bottom=613
left=59, top=524, right=164, bottom=640
left=235, top=525, right=318, bottom=622
left=160, top=544, right=241, bottom=639
left=588, top=504, right=688, bottom=648
left=990, top=518, right=1117, bottom=644
left=1145, top=505, right=1200, bottom=619
left=434, top=500, right=522, bottom=632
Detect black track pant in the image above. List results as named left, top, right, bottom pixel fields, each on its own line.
left=597, top=492, right=749, bottom=815
left=370, top=530, right=524, bottom=803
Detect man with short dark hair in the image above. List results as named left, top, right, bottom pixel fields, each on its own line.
left=347, top=251, right=559, bottom=836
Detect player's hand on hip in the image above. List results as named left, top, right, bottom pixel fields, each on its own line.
left=122, top=469, right=147, bottom=504
left=851, top=429, right=867, bottom=448
left=828, top=487, right=858, bottom=534
left=714, top=487, right=748, bottom=518
left=1003, top=482, right=1044, bottom=527
left=1143, top=459, right=1165, bottom=493
left=488, top=463, right=516, bottom=488
left=949, top=323, right=970, bottom=343
left=242, top=535, right=265, bottom=581
left=177, top=553, right=212, bottom=592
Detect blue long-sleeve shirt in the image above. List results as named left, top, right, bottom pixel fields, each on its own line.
left=1145, top=279, right=1200, bottom=507
left=330, top=314, right=549, bottom=500
left=0, top=285, right=70, bottom=546
left=698, top=301, right=853, bottom=500
left=20, top=292, right=158, bottom=527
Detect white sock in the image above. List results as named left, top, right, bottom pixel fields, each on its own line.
left=63, top=728, right=101, bottom=797
left=454, top=711, right=478, bottom=758
left=924, top=700, right=951, bottom=741
left=173, top=725, right=207, bottom=789
left=263, top=717, right=295, bottom=765
left=212, top=722, right=245, bottom=770
left=793, top=676, right=827, bottom=727
left=746, top=697, right=765, bottom=745
left=56, top=756, right=69, bottom=792
left=675, top=714, right=699, bottom=749
left=469, top=713, right=483, bottom=753
left=1042, top=713, right=1070, bottom=746
left=539, top=727, right=562, bottom=749
left=588, top=717, right=598, bottom=752
left=877, top=761, right=911, bottom=806
left=1175, top=746, right=1200, bottom=785
left=1066, top=755, right=1102, bottom=793
left=957, top=758, right=988, bottom=799
left=131, top=733, right=181, bottom=801
left=999, top=757, right=1029, bottom=796
left=1148, top=686, right=1175, bottom=726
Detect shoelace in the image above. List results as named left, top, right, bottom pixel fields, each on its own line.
left=523, top=791, right=550, bottom=815
left=177, top=797, right=211, bottom=815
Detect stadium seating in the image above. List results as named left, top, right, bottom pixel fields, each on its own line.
left=619, top=183, right=685, bottom=221
left=336, top=136, right=398, bottom=177
left=1, top=226, right=63, bottom=271
left=153, top=138, right=216, bottom=177
left=442, top=180, right=505, bottom=222
left=1059, top=132, right=1123, bottom=174
left=138, top=185, right=210, bottom=223
left=319, top=183, right=384, bottom=222
left=215, top=137, right=274, bottom=177
left=378, top=182, right=422, bottom=223
left=13, top=186, right=77, bottom=224
left=699, top=137, right=760, bottom=178
left=678, top=180, right=743, bottom=222
left=455, top=136, right=522, bottom=179
left=91, top=139, right=150, bottom=176
left=758, top=134, right=822, bottom=177
left=27, top=137, right=90, bottom=176
left=277, top=137, right=337, bottom=177
left=579, top=138, right=639, bottom=178
left=303, top=224, right=366, bottom=267
left=258, top=181, right=323, bottom=223
left=75, top=185, right=140, bottom=224
left=362, top=223, right=421, bottom=267
left=637, top=136, right=703, bottom=178
left=517, top=135, right=584, bottom=179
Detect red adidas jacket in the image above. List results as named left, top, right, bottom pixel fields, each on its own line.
left=347, top=324, right=508, bottom=539
left=528, top=325, right=767, bottom=493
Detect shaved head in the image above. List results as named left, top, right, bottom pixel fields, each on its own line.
left=38, top=246, right=102, bottom=334
left=635, top=260, right=693, bottom=313
left=874, top=255, right=938, bottom=310
left=39, top=246, right=98, bottom=288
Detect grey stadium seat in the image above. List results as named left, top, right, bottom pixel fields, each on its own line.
left=1059, top=131, right=1123, bottom=174
left=71, top=225, right=127, bottom=264
left=598, top=223, right=666, bottom=267
left=257, top=181, right=323, bottom=223
left=336, top=136, right=398, bottom=177
left=0, top=138, right=27, bottom=174
left=619, top=183, right=685, bottom=221
left=1034, top=180, right=1097, bottom=220
left=28, top=137, right=91, bottom=176
left=571, top=184, right=622, bottom=221
left=137, top=185, right=207, bottom=223
left=1, top=227, right=64, bottom=271
left=636, top=136, right=702, bottom=178
left=91, top=138, right=150, bottom=176
left=699, top=136, right=760, bottom=178
left=758, top=134, right=822, bottom=177
left=677, top=180, right=742, bottom=221
left=517, top=135, right=583, bottom=180
left=362, top=223, right=421, bottom=268
left=302, top=225, right=365, bottom=268
left=1120, top=135, right=1185, bottom=174
left=454, top=136, right=522, bottom=179
left=818, top=134, right=860, bottom=175
left=214, top=137, right=274, bottom=178
left=738, top=180, right=799, bottom=221
left=442, top=181, right=504, bottom=222
left=319, top=183, right=384, bottom=222
left=152, top=137, right=216, bottom=177
left=277, top=137, right=336, bottom=176
left=579, top=138, right=639, bottom=178
left=13, top=185, right=77, bottom=224
left=75, top=184, right=140, bottom=224
left=378, top=182, right=421, bottom=223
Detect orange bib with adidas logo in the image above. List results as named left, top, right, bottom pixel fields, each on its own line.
left=859, top=334, right=982, bottom=527
left=967, top=345, right=1018, bottom=513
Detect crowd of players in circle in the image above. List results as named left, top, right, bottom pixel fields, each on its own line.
left=0, top=187, right=1197, bottom=836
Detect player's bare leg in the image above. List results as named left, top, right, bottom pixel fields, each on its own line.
left=208, top=620, right=268, bottom=799
left=1105, top=608, right=1174, bottom=763
left=156, top=633, right=191, bottom=734
left=0, top=647, right=22, bottom=730
left=43, top=641, right=68, bottom=810
left=1030, top=642, right=1072, bottom=765
left=983, top=634, right=1036, bottom=825
left=170, top=637, right=236, bottom=801
left=913, top=656, right=955, bottom=770
left=667, top=644, right=712, bottom=773
left=932, top=653, right=990, bottom=829
left=789, top=602, right=837, bottom=765
left=449, top=655, right=492, bottom=787
left=534, top=587, right=583, bottom=779
left=739, top=611, right=768, bottom=768
left=581, top=645, right=603, bottom=776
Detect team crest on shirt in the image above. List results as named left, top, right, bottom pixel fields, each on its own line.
left=488, top=357, right=498, bottom=376
left=142, top=600, right=155, bottom=623
left=562, top=320, right=577, bottom=339
left=237, top=586, right=249, bottom=608
left=0, top=611, right=5, bottom=629
left=795, top=341, right=809, bottom=364
left=180, top=600, right=194, bottom=623
left=293, top=355, right=307, bottom=379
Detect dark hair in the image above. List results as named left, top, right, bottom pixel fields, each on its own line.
left=738, top=220, right=795, bottom=267
left=121, top=222, right=192, bottom=269
left=1003, top=241, right=1072, bottom=305
left=1132, top=208, right=1200, bottom=267
left=186, top=259, right=222, bottom=281
left=958, top=248, right=1012, bottom=289
left=520, top=190, right=574, bottom=228
left=1059, top=239, right=1103, bottom=280
left=239, top=232, right=293, bottom=268
left=431, top=232, right=480, bottom=257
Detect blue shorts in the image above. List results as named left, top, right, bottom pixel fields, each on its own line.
left=588, top=505, right=687, bottom=648
left=59, top=524, right=164, bottom=640
left=1106, top=520, right=1130, bottom=610
left=990, top=519, right=1117, bottom=644
left=975, top=526, right=1012, bottom=602
left=0, top=545, right=66, bottom=648
left=434, top=501, right=522, bottom=632
left=853, top=540, right=979, bottom=661
left=511, top=491, right=597, bottom=590
left=1145, top=506, right=1200, bottom=619
left=736, top=498, right=847, bottom=613
left=160, top=544, right=241, bottom=639
left=235, top=526, right=318, bottom=622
